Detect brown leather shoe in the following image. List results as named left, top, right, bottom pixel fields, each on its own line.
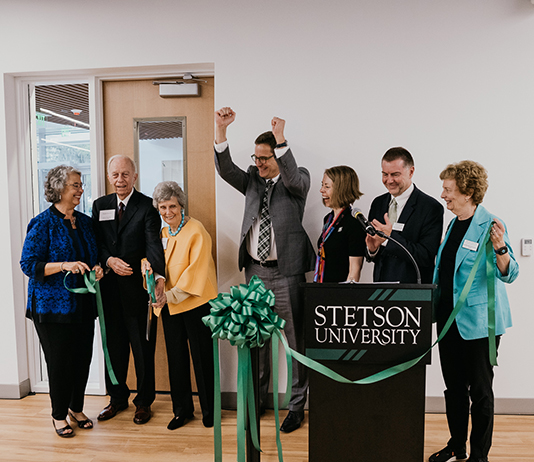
left=133, top=405, right=151, bottom=425
left=97, top=402, right=129, bottom=421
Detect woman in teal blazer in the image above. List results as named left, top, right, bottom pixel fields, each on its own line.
left=430, top=161, right=518, bottom=462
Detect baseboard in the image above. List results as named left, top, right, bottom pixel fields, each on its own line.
left=0, top=379, right=31, bottom=399
left=426, top=396, right=534, bottom=415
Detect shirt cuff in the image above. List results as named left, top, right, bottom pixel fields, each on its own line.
left=214, top=140, right=228, bottom=153
left=274, top=145, right=289, bottom=156
left=367, top=246, right=380, bottom=258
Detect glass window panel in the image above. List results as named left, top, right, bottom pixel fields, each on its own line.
left=135, top=118, right=186, bottom=208
left=33, top=83, right=92, bottom=215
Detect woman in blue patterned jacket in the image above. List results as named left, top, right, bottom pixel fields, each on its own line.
left=20, top=165, right=103, bottom=438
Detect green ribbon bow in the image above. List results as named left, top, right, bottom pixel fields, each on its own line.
left=63, top=270, right=118, bottom=385
left=203, top=275, right=291, bottom=462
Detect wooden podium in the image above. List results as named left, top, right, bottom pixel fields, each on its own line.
left=304, top=283, right=434, bottom=462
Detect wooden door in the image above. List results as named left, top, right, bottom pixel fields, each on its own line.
left=102, top=77, right=215, bottom=392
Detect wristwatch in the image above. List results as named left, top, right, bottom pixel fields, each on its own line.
left=495, top=246, right=508, bottom=255
left=275, top=140, right=288, bottom=149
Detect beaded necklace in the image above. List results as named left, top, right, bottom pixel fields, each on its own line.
left=168, top=209, right=185, bottom=236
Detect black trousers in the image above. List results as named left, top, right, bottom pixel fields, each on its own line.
left=34, top=316, right=94, bottom=420
left=161, top=303, right=214, bottom=420
left=438, top=321, right=500, bottom=460
left=103, top=296, right=157, bottom=407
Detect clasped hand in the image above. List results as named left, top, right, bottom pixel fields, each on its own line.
left=365, top=213, right=393, bottom=252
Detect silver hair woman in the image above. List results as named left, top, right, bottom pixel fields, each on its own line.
left=152, top=181, right=187, bottom=209
left=44, top=165, right=82, bottom=203
left=142, top=180, right=217, bottom=430
left=20, top=165, right=103, bottom=438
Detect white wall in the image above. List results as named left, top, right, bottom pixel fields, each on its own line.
left=2, top=0, right=534, bottom=407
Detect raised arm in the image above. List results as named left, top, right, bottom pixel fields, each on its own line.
left=215, top=107, right=236, bottom=144
left=272, top=117, right=310, bottom=199
left=214, top=107, right=250, bottom=195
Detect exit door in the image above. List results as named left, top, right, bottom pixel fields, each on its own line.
left=101, top=77, right=215, bottom=392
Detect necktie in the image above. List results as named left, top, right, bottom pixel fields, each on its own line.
left=257, top=180, right=274, bottom=262
left=118, top=202, right=125, bottom=222
left=388, top=197, right=397, bottom=224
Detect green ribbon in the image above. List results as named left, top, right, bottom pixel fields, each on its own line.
left=203, top=227, right=498, bottom=460
left=281, top=225, right=497, bottom=386
left=486, top=238, right=498, bottom=366
left=64, top=270, right=118, bottom=385
left=146, top=270, right=157, bottom=303
left=202, top=275, right=290, bottom=462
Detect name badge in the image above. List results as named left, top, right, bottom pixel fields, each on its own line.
left=463, top=239, right=479, bottom=251
left=392, top=222, right=405, bottom=232
left=161, top=238, right=168, bottom=250
left=99, top=209, right=115, bottom=221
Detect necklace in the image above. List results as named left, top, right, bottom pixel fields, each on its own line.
left=168, top=209, right=185, bottom=236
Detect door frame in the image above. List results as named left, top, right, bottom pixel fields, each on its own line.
left=9, top=63, right=215, bottom=396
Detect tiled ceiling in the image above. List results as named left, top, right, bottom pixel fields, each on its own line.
left=35, top=83, right=183, bottom=140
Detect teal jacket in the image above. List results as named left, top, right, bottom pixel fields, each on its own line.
left=433, top=205, right=519, bottom=340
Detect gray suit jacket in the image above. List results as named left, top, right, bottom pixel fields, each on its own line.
left=215, top=146, right=315, bottom=277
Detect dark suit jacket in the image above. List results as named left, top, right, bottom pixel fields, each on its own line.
left=92, top=189, right=165, bottom=316
left=367, top=184, right=443, bottom=284
left=215, top=146, right=315, bottom=277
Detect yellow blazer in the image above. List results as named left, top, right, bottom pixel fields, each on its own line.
left=160, top=218, right=218, bottom=316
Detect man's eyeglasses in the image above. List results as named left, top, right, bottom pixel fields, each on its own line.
left=251, top=154, right=274, bottom=164
left=66, top=183, right=84, bottom=190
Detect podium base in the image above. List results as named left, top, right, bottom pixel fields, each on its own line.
left=309, top=363, right=427, bottom=462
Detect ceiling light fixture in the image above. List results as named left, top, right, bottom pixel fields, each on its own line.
left=39, top=108, right=90, bottom=128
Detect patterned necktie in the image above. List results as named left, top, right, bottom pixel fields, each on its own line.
left=118, top=202, right=125, bottom=222
left=388, top=197, right=397, bottom=224
left=257, top=180, right=274, bottom=262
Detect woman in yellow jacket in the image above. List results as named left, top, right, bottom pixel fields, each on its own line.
left=143, top=181, right=217, bottom=430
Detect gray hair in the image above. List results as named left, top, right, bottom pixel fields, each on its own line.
left=44, top=165, right=82, bottom=203
left=152, top=181, right=186, bottom=209
left=107, top=155, right=137, bottom=173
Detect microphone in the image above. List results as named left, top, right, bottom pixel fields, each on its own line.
left=352, top=208, right=377, bottom=236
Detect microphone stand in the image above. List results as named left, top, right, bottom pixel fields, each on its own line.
left=373, top=229, right=422, bottom=285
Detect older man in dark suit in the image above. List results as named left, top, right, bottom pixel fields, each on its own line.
left=92, top=155, right=165, bottom=425
left=214, top=107, right=315, bottom=433
left=366, top=147, right=443, bottom=284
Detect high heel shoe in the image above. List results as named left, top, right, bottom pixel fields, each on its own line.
left=68, top=410, right=93, bottom=429
left=52, top=419, right=75, bottom=438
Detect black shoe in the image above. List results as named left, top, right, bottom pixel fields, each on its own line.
left=466, top=458, right=488, bottom=462
left=202, top=414, right=214, bottom=428
left=429, top=446, right=468, bottom=462
left=52, top=420, right=75, bottom=438
left=97, top=402, right=129, bottom=421
left=68, top=410, right=93, bottom=429
left=280, top=410, right=304, bottom=433
left=133, top=405, right=152, bottom=425
left=167, top=413, right=194, bottom=430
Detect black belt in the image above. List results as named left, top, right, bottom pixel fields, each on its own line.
left=251, top=258, right=278, bottom=268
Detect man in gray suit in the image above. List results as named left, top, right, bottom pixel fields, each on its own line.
left=214, top=107, right=315, bottom=433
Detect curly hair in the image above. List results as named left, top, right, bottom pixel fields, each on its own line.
left=439, top=160, right=488, bottom=205
left=152, top=181, right=187, bottom=209
left=324, top=165, right=364, bottom=209
left=44, top=165, right=82, bottom=203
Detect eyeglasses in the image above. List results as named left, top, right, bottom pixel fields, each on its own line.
left=251, top=154, right=275, bottom=164
left=66, top=183, right=84, bottom=190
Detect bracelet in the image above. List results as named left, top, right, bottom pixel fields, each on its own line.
left=60, top=262, right=66, bottom=273
left=275, top=140, right=288, bottom=149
